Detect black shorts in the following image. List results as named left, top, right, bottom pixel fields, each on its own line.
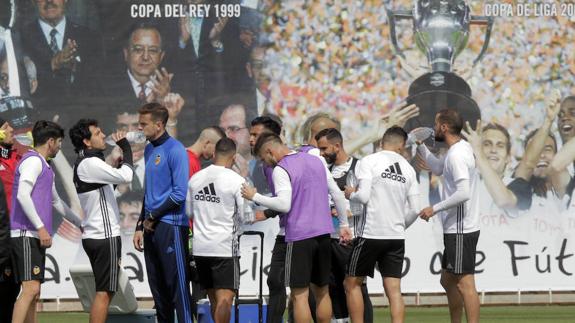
left=331, top=238, right=352, bottom=282
left=442, top=231, right=480, bottom=275
left=11, top=236, right=46, bottom=282
left=285, top=234, right=331, bottom=288
left=195, top=256, right=239, bottom=290
left=82, top=236, right=122, bottom=292
left=347, top=238, right=404, bottom=279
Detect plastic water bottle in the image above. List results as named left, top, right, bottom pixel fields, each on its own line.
left=407, top=127, right=434, bottom=146
left=243, top=178, right=256, bottom=223
left=105, top=131, right=147, bottom=146
left=346, top=169, right=363, bottom=216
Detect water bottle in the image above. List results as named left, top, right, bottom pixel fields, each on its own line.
left=105, top=131, right=147, bottom=146
left=243, top=177, right=256, bottom=223
left=346, top=169, right=363, bottom=216
left=407, top=127, right=434, bottom=146
left=14, top=132, right=33, bottom=147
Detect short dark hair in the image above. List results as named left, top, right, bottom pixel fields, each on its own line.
left=251, top=116, right=281, bottom=135
left=254, top=132, right=282, bottom=156
left=117, top=190, right=143, bottom=206
left=69, top=119, right=99, bottom=153
left=437, top=109, right=463, bottom=135
left=126, top=23, right=163, bottom=49
left=138, top=102, right=169, bottom=126
left=482, top=122, right=511, bottom=154
left=382, top=126, right=408, bottom=145
left=215, top=137, right=237, bottom=156
left=315, top=128, right=343, bottom=144
left=32, top=120, right=65, bottom=147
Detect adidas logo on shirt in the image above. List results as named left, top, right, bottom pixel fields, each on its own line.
left=381, top=162, right=406, bottom=183
left=194, top=183, right=221, bottom=203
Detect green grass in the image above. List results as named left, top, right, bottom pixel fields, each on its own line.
left=37, top=306, right=575, bottom=323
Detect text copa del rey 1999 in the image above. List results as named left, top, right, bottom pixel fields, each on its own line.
left=130, top=3, right=241, bottom=18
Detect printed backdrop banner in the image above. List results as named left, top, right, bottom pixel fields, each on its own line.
left=40, top=210, right=575, bottom=298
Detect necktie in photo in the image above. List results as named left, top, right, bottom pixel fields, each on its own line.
left=49, top=28, right=59, bottom=54
left=138, top=83, right=147, bottom=101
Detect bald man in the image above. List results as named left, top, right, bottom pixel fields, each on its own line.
left=187, top=126, right=227, bottom=177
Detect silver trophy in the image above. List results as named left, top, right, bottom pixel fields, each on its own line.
left=387, top=0, right=493, bottom=131
left=1, top=0, right=36, bottom=130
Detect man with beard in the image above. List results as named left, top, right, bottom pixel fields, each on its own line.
left=69, top=119, right=133, bottom=323
left=0, top=119, right=20, bottom=323
left=515, top=93, right=566, bottom=213
left=417, top=109, right=480, bottom=323
left=247, top=116, right=288, bottom=322
left=315, top=128, right=373, bottom=323
left=242, top=133, right=351, bottom=323
left=461, top=121, right=533, bottom=216
left=299, top=105, right=419, bottom=156
left=11, top=121, right=81, bottom=323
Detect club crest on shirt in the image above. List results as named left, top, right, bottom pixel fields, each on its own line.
left=4, top=268, right=11, bottom=277
left=33, top=266, right=40, bottom=275
left=155, top=154, right=161, bottom=165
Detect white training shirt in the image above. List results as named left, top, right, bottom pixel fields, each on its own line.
left=329, top=158, right=356, bottom=238
left=76, top=157, right=133, bottom=239
left=419, top=140, right=479, bottom=234
left=186, top=165, right=253, bottom=257
left=11, top=154, right=81, bottom=238
left=350, top=150, right=419, bottom=239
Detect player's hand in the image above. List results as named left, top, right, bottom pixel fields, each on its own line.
left=339, top=227, right=352, bottom=245
left=254, top=210, right=266, bottom=222
left=143, top=218, right=157, bottom=232
left=241, top=183, right=257, bottom=200
left=38, top=227, right=52, bottom=248
left=111, top=130, right=127, bottom=143
left=418, top=206, right=434, bottom=222
left=133, top=230, right=144, bottom=252
left=344, top=185, right=356, bottom=199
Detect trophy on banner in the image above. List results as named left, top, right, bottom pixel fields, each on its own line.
left=0, top=0, right=36, bottom=140
left=387, top=0, right=494, bottom=131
